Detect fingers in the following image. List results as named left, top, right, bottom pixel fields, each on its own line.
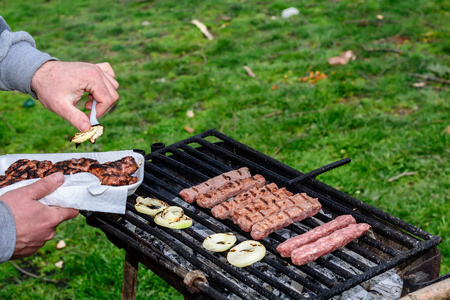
left=53, top=207, right=79, bottom=222
left=96, top=62, right=116, bottom=78
left=21, top=173, right=65, bottom=201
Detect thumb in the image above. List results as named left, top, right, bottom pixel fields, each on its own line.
left=22, top=172, right=65, bottom=201
left=64, top=105, right=92, bottom=133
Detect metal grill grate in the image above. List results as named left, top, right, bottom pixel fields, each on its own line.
left=85, top=129, right=442, bottom=299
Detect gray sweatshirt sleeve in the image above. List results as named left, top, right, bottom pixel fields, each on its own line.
left=0, top=16, right=57, bottom=99
left=0, top=200, right=16, bottom=264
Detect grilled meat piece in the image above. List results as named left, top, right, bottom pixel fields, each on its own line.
left=211, top=183, right=279, bottom=219
left=45, top=160, right=83, bottom=176
left=179, top=167, right=251, bottom=203
left=277, top=215, right=357, bottom=257
left=250, top=194, right=322, bottom=240
left=35, top=160, right=53, bottom=178
left=196, top=174, right=266, bottom=208
left=95, top=174, right=138, bottom=186
left=290, top=223, right=371, bottom=266
left=0, top=175, right=21, bottom=188
left=233, top=188, right=294, bottom=232
left=1, top=156, right=138, bottom=189
left=5, top=159, right=38, bottom=179
left=89, top=156, right=138, bottom=178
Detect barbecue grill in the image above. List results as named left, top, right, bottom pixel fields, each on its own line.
left=83, top=129, right=446, bottom=299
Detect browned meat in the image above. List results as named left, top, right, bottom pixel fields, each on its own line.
left=96, top=174, right=138, bottom=186
left=277, top=215, right=357, bottom=257
left=233, top=188, right=294, bottom=232
left=211, top=183, right=279, bottom=219
left=196, top=174, right=266, bottom=208
left=179, top=167, right=252, bottom=203
left=45, top=160, right=83, bottom=176
left=89, top=156, right=138, bottom=178
left=291, top=223, right=371, bottom=266
left=5, top=159, right=38, bottom=179
left=1, top=156, right=138, bottom=189
left=0, top=175, right=20, bottom=188
left=35, top=160, right=53, bottom=178
left=250, top=194, right=322, bottom=240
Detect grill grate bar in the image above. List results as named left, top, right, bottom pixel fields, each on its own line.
left=125, top=204, right=289, bottom=300
left=137, top=178, right=335, bottom=293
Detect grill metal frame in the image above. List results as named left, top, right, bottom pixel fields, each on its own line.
left=84, top=129, right=442, bottom=299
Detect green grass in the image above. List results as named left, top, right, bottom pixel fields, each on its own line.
left=0, top=0, right=449, bottom=298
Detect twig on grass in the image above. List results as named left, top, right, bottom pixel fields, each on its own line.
left=10, top=260, right=60, bottom=283
left=191, top=19, right=214, bottom=40
left=408, top=73, right=450, bottom=85
left=361, top=44, right=403, bottom=54
left=0, top=112, right=17, bottom=133
left=388, top=171, right=418, bottom=183
left=273, top=134, right=307, bottom=156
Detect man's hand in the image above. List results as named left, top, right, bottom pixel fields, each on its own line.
left=0, top=172, right=79, bottom=259
left=31, top=61, right=119, bottom=132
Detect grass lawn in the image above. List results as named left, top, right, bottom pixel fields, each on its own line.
left=0, top=0, right=448, bottom=299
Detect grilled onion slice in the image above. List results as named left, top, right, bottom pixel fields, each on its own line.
left=134, top=197, right=169, bottom=216
left=89, top=124, right=104, bottom=143
left=203, top=233, right=237, bottom=252
left=70, top=126, right=97, bottom=144
left=70, top=124, right=104, bottom=147
left=154, top=206, right=192, bottom=229
left=227, top=240, right=266, bottom=267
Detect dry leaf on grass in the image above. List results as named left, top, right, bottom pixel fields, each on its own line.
left=191, top=19, right=214, bottom=40
left=443, top=125, right=450, bottom=134
left=186, top=110, right=195, bottom=118
left=184, top=126, right=195, bottom=133
left=327, top=50, right=356, bottom=66
left=55, top=260, right=64, bottom=269
left=56, top=240, right=66, bottom=249
left=243, top=66, right=256, bottom=78
left=298, top=71, right=327, bottom=84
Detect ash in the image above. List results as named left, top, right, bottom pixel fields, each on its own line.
left=127, top=200, right=403, bottom=300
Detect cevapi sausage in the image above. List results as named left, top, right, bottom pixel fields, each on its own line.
left=250, top=194, right=322, bottom=240
left=277, top=215, right=357, bottom=257
left=211, top=183, right=279, bottom=219
left=196, top=175, right=266, bottom=208
left=291, top=223, right=371, bottom=266
left=233, top=188, right=295, bottom=232
left=179, top=167, right=251, bottom=203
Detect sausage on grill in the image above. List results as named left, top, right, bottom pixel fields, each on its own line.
left=250, top=194, right=322, bottom=240
left=291, top=223, right=371, bottom=266
left=211, top=183, right=279, bottom=219
left=277, top=214, right=357, bottom=257
left=196, top=174, right=266, bottom=208
left=233, top=188, right=295, bottom=232
left=179, top=167, right=251, bottom=203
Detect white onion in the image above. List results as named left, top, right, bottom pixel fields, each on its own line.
left=134, top=196, right=169, bottom=216
left=203, top=233, right=237, bottom=252
left=227, top=240, right=266, bottom=267
left=154, top=206, right=192, bottom=229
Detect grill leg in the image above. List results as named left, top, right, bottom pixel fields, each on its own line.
left=122, top=252, right=139, bottom=300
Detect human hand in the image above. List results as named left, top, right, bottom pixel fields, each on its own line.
left=0, top=172, right=79, bottom=259
left=30, top=61, right=119, bottom=132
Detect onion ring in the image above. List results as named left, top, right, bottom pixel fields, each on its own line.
left=203, top=233, right=237, bottom=252
left=134, top=197, right=169, bottom=216
left=227, top=240, right=266, bottom=267
left=154, top=206, right=192, bottom=229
